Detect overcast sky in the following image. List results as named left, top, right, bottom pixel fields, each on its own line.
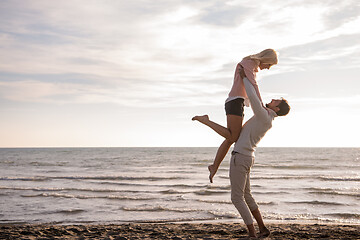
left=1, top=0, right=360, bottom=147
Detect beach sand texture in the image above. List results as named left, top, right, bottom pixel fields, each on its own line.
left=1, top=223, right=359, bottom=239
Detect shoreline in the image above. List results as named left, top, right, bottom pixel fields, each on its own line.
left=1, top=222, right=359, bottom=239
left=3, top=218, right=360, bottom=226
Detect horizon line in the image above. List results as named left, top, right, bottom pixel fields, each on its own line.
left=0, top=146, right=359, bottom=149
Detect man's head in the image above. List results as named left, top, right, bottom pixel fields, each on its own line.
left=266, top=98, right=290, bottom=116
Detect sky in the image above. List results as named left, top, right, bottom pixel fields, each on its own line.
left=0, top=0, right=360, bottom=147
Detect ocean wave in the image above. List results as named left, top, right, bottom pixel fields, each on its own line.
left=196, top=199, right=232, bottom=204
left=257, top=201, right=277, bottom=205
left=255, top=165, right=328, bottom=170
left=121, top=206, right=238, bottom=220
left=167, top=170, right=198, bottom=174
left=286, top=200, right=345, bottom=206
left=97, top=182, right=208, bottom=189
left=263, top=212, right=315, bottom=221
left=0, top=177, right=49, bottom=181
left=20, top=193, right=155, bottom=201
left=0, top=186, right=121, bottom=193
left=59, top=175, right=184, bottom=181
left=0, top=186, right=153, bottom=194
left=130, top=215, right=233, bottom=224
left=309, top=191, right=360, bottom=198
left=219, top=175, right=311, bottom=180
left=206, top=185, right=231, bottom=190
left=28, top=161, right=69, bottom=167
left=97, top=181, right=151, bottom=187
left=196, top=198, right=275, bottom=206
left=325, top=213, right=360, bottom=219
left=305, top=187, right=360, bottom=197
left=252, top=191, right=288, bottom=195
left=318, top=176, right=360, bottom=182
left=0, top=175, right=184, bottom=182
left=159, top=189, right=192, bottom=194
left=162, top=184, right=208, bottom=189
left=54, top=209, right=85, bottom=215
left=252, top=176, right=310, bottom=180
left=121, top=206, right=199, bottom=213
left=224, top=175, right=360, bottom=182
left=219, top=176, right=230, bottom=180
left=208, top=210, right=238, bottom=219
left=193, top=190, right=228, bottom=196
left=0, top=186, right=215, bottom=196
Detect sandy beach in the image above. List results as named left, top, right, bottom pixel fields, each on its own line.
left=1, top=222, right=359, bottom=239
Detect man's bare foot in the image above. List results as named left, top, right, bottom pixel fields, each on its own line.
left=191, top=115, right=209, bottom=124
left=258, top=227, right=270, bottom=238
left=208, top=164, right=217, bottom=183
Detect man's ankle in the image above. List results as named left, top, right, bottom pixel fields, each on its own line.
left=247, top=224, right=257, bottom=237
left=260, top=226, right=268, bottom=231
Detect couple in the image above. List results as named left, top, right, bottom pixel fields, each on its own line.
left=192, top=49, right=290, bottom=238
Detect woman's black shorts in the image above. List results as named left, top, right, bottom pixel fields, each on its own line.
left=225, top=98, right=244, bottom=117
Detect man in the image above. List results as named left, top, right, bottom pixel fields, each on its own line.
left=230, top=76, right=290, bottom=238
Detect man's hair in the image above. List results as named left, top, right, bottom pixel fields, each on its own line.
left=276, top=99, right=290, bottom=116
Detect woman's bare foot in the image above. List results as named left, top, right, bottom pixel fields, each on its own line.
left=258, top=227, right=270, bottom=238
left=208, top=164, right=217, bottom=183
left=191, top=115, right=209, bottom=124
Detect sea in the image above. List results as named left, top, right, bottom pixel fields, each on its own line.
left=0, top=147, right=359, bottom=225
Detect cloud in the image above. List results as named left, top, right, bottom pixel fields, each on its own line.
left=1, top=0, right=360, bottom=147
left=322, top=1, right=360, bottom=30
left=0, top=75, right=229, bottom=108
left=195, top=3, right=253, bottom=26
left=278, top=33, right=360, bottom=71
left=1, top=0, right=360, bottom=109
left=290, top=95, right=360, bottom=105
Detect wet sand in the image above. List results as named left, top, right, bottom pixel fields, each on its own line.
left=1, top=222, right=359, bottom=239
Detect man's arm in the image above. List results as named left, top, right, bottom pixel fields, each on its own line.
left=240, top=65, right=263, bottom=104
left=243, top=77, right=269, bottom=119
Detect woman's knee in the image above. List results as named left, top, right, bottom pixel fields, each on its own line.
left=225, top=133, right=239, bottom=143
left=229, top=134, right=240, bottom=143
left=228, top=128, right=241, bottom=142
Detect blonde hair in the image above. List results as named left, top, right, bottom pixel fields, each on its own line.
left=244, top=49, right=278, bottom=66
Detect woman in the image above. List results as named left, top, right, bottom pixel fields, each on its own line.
left=192, top=49, right=278, bottom=183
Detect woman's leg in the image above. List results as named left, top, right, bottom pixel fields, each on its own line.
left=191, top=115, right=232, bottom=139
left=208, top=114, right=243, bottom=183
